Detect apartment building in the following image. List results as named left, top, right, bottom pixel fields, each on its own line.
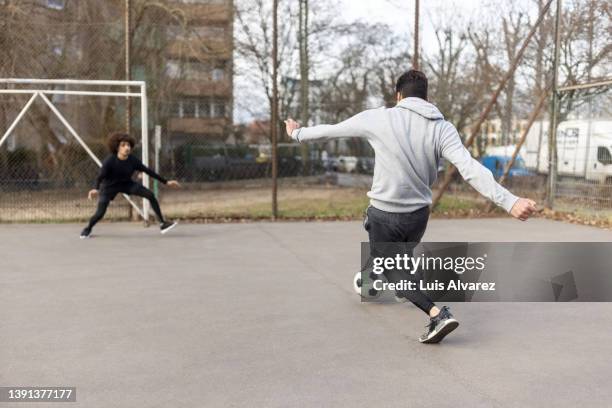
left=164, top=0, right=234, bottom=146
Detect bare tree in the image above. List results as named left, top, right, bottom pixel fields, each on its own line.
left=500, top=6, right=529, bottom=145
left=425, top=19, right=493, bottom=139
left=556, top=0, right=611, bottom=120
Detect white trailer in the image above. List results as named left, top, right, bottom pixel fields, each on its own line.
left=523, top=119, right=612, bottom=184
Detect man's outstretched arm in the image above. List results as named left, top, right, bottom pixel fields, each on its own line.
left=439, top=123, right=537, bottom=221
left=134, top=157, right=181, bottom=188
left=285, top=110, right=372, bottom=142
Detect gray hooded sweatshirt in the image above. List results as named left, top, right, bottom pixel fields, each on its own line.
left=291, top=97, right=518, bottom=213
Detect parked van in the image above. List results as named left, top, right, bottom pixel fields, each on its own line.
left=523, top=120, right=612, bottom=184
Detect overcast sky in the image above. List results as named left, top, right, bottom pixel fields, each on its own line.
left=234, top=0, right=532, bottom=123
left=339, top=0, right=485, bottom=52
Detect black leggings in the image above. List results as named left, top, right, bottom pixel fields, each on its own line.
left=86, top=182, right=164, bottom=230
left=364, top=205, right=435, bottom=315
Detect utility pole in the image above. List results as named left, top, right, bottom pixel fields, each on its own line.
left=271, top=0, right=279, bottom=219
left=546, top=0, right=561, bottom=208
left=125, top=0, right=132, bottom=134
left=413, top=0, right=419, bottom=69
left=125, top=0, right=133, bottom=220
left=299, top=0, right=310, bottom=173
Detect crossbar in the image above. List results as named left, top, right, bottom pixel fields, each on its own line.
left=0, top=78, right=144, bottom=87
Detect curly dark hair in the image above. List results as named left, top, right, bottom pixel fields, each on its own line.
left=107, top=132, right=136, bottom=154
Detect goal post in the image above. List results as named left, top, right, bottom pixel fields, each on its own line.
left=0, top=78, right=151, bottom=222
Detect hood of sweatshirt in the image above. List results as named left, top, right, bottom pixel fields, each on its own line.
left=396, top=97, right=444, bottom=120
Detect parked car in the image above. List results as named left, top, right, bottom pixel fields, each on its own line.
left=480, top=155, right=533, bottom=179
left=330, top=156, right=358, bottom=173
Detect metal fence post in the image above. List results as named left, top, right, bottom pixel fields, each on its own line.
left=154, top=125, right=161, bottom=198
left=546, top=0, right=562, bottom=209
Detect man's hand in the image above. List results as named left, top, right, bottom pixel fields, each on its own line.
left=510, top=198, right=537, bottom=221
left=167, top=180, right=181, bottom=188
left=88, top=189, right=99, bottom=201
left=284, top=118, right=300, bottom=138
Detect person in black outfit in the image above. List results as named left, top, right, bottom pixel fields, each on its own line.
left=80, top=132, right=180, bottom=238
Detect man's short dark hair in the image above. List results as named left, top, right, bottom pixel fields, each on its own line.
left=107, top=132, right=136, bottom=154
left=395, top=70, right=428, bottom=100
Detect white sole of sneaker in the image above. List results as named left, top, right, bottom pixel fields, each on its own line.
left=419, top=318, right=459, bottom=344
left=160, top=222, right=178, bottom=235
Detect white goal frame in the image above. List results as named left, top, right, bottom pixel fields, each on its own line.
left=0, top=78, right=151, bottom=222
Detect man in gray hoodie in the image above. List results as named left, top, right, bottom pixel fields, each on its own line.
left=285, top=70, right=536, bottom=343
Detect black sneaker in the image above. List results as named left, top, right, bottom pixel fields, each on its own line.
left=160, top=221, right=178, bottom=234
left=419, top=306, right=459, bottom=344
left=80, top=227, right=92, bottom=239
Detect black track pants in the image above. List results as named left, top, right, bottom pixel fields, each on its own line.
left=86, top=182, right=164, bottom=230
left=364, top=205, right=435, bottom=315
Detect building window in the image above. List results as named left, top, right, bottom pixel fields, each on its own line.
left=199, top=99, right=211, bottom=118
left=46, top=0, right=65, bottom=9
left=7, top=133, right=16, bottom=152
left=170, top=100, right=182, bottom=118
left=182, top=99, right=196, bottom=118
left=167, top=61, right=210, bottom=81
left=165, top=60, right=181, bottom=79
left=165, top=59, right=228, bottom=82
left=212, top=68, right=224, bottom=82
left=49, top=34, right=64, bottom=56
left=132, top=65, right=146, bottom=81
left=212, top=99, right=226, bottom=118
left=173, top=98, right=222, bottom=118
left=186, top=62, right=209, bottom=81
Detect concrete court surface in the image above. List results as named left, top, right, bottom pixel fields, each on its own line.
left=1, top=218, right=611, bottom=408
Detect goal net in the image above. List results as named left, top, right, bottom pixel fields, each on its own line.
left=0, top=79, right=152, bottom=222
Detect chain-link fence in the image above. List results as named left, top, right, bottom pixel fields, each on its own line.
left=552, top=88, right=612, bottom=213
left=0, top=0, right=610, bottom=223
left=0, top=89, right=134, bottom=222
left=432, top=91, right=612, bottom=219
